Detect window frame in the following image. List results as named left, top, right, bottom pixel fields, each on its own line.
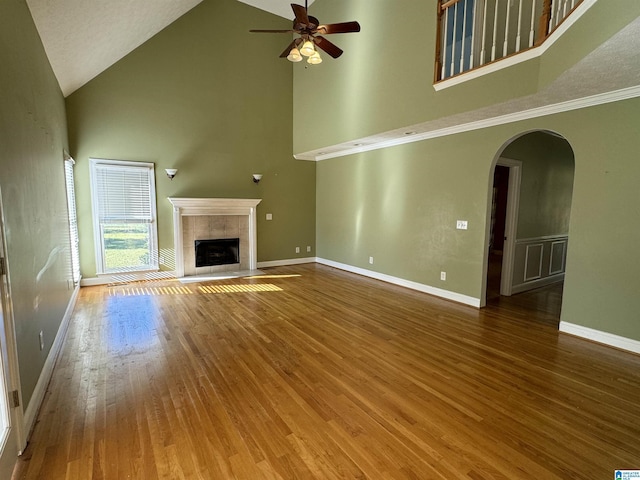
left=89, top=158, right=159, bottom=275
left=64, top=155, right=81, bottom=284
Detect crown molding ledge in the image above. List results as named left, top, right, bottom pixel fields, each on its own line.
left=294, top=84, right=640, bottom=161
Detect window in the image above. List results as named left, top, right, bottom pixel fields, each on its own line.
left=64, top=155, right=81, bottom=284
left=89, top=159, right=158, bottom=274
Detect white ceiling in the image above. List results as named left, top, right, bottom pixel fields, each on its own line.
left=237, top=0, right=315, bottom=21
left=26, top=0, right=309, bottom=97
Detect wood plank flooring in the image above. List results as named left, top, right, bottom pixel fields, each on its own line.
left=12, top=263, right=640, bottom=479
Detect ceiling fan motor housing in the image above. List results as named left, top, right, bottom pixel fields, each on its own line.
left=249, top=3, right=360, bottom=61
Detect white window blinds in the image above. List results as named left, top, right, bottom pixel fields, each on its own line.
left=64, top=158, right=81, bottom=284
left=89, top=159, right=158, bottom=274
left=93, top=164, right=153, bottom=224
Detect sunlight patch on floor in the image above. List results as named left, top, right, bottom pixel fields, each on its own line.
left=198, top=284, right=282, bottom=294
left=109, top=283, right=283, bottom=296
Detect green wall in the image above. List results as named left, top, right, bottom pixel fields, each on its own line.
left=0, top=0, right=635, bottom=446
left=294, top=0, right=640, bottom=154
left=502, top=131, right=575, bottom=239
left=310, top=2, right=640, bottom=341
left=316, top=98, right=640, bottom=339
left=66, top=0, right=316, bottom=279
left=559, top=99, right=640, bottom=340
left=292, top=0, right=542, bottom=153
left=316, top=132, right=489, bottom=297
left=0, top=0, right=73, bottom=408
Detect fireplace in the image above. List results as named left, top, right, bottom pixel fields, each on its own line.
left=195, top=238, right=239, bottom=267
left=168, top=198, right=262, bottom=277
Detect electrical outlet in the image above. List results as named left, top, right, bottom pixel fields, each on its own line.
left=295, top=246, right=300, bottom=253
left=39, top=331, right=44, bottom=351
left=369, top=256, right=374, bottom=265
left=440, top=271, right=446, bottom=281
left=306, top=246, right=311, bottom=252
left=159, top=256, right=165, bottom=265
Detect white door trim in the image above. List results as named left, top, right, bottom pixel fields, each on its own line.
left=0, top=188, right=25, bottom=478
left=497, top=157, right=522, bottom=296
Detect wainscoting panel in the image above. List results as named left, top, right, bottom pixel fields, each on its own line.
left=549, top=240, right=566, bottom=275
left=512, top=235, right=568, bottom=294
left=524, top=243, right=543, bottom=282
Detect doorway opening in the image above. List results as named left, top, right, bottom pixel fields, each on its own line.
left=483, top=130, right=575, bottom=323
left=0, top=190, right=23, bottom=477
left=487, top=164, right=512, bottom=301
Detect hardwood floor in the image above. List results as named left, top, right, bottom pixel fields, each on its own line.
left=12, top=264, right=640, bottom=479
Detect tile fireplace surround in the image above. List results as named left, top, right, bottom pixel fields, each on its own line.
left=167, top=198, right=262, bottom=278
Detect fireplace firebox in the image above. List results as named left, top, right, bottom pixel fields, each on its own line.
left=195, top=238, right=239, bottom=267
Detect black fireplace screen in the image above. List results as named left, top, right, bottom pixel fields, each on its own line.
left=195, top=238, right=239, bottom=267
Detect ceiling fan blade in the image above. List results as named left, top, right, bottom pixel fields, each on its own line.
left=250, top=29, right=295, bottom=33
left=314, top=36, right=343, bottom=59
left=291, top=4, right=310, bottom=26
left=316, top=21, right=361, bottom=34
left=279, top=38, right=303, bottom=58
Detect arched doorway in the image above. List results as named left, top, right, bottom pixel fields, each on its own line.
left=482, top=130, right=575, bottom=322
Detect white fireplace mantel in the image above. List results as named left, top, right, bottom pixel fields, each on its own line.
left=168, top=197, right=262, bottom=277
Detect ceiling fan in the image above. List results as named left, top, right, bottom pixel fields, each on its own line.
left=249, top=1, right=361, bottom=64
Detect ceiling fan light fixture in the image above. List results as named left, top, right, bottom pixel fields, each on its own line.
left=250, top=3, right=360, bottom=62
left=287, top=47, right=303, bottom=62
left=307, top=50, right=322, bottom=65
left=300, top=40, right=315, bottom=57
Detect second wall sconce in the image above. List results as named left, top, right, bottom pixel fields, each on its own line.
left=252, top=174, right=263, bottom=184
left=165, top=168, right=178, bottom=180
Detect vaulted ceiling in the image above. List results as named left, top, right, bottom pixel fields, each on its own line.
left=23, top=0, right=640, bottom=159
left=25, top=0, right=315, bottom=97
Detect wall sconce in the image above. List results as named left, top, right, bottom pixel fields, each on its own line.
left=165, top=168, right=178, bottom=180
left=252, top=174, right=263, bottom=184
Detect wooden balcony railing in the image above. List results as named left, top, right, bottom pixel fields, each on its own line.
left=435, top=0, right=584, bottom=82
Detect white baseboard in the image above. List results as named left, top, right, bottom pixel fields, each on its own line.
left=81, top=259, right=480, bottom=308
left=316, top=258, right=481, bottom=308
left=257, top=257, right=317, bottom=268
left=559, top=322, right=640, bottom=355
left=23, top=283, right=81, bottom=439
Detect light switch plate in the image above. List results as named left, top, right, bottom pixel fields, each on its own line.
left=456, top=220, right=468, bottom=230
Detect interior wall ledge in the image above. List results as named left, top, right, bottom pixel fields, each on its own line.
left=294, top=84, right=640, bottom=162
